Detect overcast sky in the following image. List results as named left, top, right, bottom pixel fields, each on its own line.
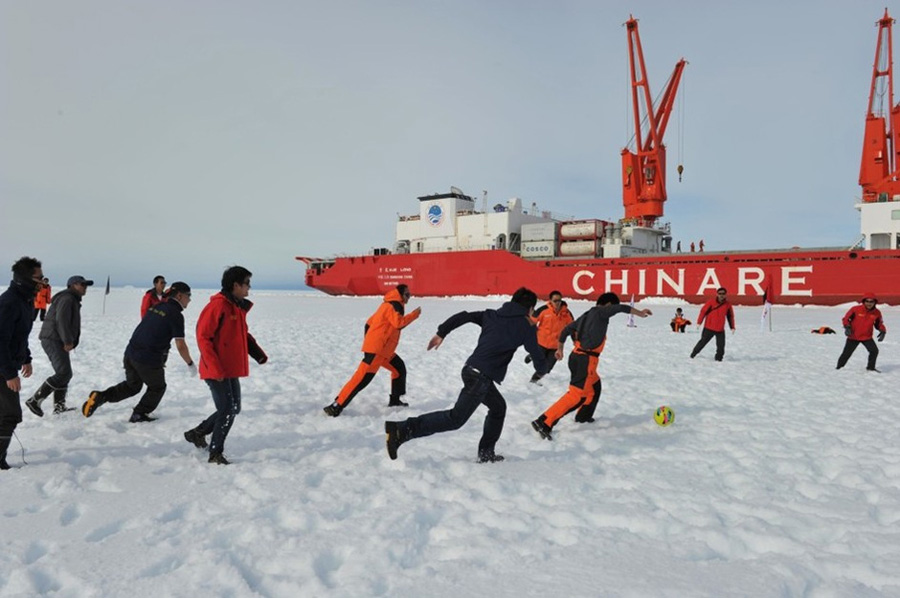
left=0, top=0, right=892, bottom=289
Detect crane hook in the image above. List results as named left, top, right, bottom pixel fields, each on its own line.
left=677, top=164, right=684, bottom=182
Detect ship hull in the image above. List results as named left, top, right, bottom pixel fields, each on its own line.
left=303, top=249, right=900, bottom=306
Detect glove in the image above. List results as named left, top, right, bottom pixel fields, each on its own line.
left=187, top=362, right=198, bottom=377
left=877, top=330, right=886, bottom=342
left=844, top=325, right=852, bottom=337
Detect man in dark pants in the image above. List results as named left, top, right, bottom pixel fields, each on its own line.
left=690, top=287, right=735, bottom=361
left=836, top=292, right=886, bottom=371
left=0, top=256, right=43, bottom=470
left=26, top=275, right=92, bottom=416
left=82, top=282, right=196, bottom=422
left=385, top=287, right=550, bottom=463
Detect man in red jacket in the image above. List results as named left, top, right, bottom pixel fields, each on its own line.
left=836, top=292, right=886, bottom=372
left=690, top=287, right=735, bottom=361
left=140, top=275, right=166, bottom=318
left=324, top=284, right=421, bottom=417
left=183, top=266, right=267, bottom=465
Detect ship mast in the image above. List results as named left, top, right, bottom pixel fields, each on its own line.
left=860, top=9, right=900, bottom=202
left=620, top=15, right=686, bottom=227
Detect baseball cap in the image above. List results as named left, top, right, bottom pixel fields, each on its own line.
left=67, top=275, right=94, bottom=287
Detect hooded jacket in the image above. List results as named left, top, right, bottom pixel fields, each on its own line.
left=361, top=289, right=420, bottom=358
left=196, top=292, right=266, bottom=380
left=842, top=297, right=886, bottom=341
left=436, top=301, right=548, bottom=383
left=39, top=288, right=83, bottom=347
left=0, top=281, right=35, bottom=381
left=532, top=301, right=574, bottom=349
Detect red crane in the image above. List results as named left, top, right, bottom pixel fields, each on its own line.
left=860, top=9, right=900, bottom=203
left=620, top=15, right=686, bottom=226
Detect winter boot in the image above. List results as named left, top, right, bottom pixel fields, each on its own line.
left=477, top=448, right=505, bottom=463
left=323, top=401, right=344, bottom=417
left=208, top=452, right=230, bottom=465
left=129, top=411, right=158, bottom=423
left=25, top=382, right=53, bottom=417
left=184, top=427, right=208, bottom=449
left=385, top=420, right=410, bottom=460
left=82, top=390, right=107, bottom=418
left=52, top=388, right=74, bottom=414
left=531, top=416, right=553, bottom=441
left=387, top=394, right=408, bottom=407
left=0, top=435, right=11, bottom=470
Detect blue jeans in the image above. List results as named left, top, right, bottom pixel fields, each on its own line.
left=406, top=366, right=507, bottom=453
left=198, top=378, right=241, bottom=455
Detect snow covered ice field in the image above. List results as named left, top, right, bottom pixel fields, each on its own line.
left=2, top=288, right=899, bottom=598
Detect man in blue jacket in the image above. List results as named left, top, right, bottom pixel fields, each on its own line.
left=0, top=256, right=44, bottom=469
left=385, top=287, right=550, bottom=463
left=82, top=282, right=196, bottom=422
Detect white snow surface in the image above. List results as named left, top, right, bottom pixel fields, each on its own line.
left=2, top=289, right=899, bottom=597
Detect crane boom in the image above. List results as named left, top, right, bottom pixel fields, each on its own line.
left=860, top=9, right=900, bottom=202
left=620, top=15, right=686, bottom=226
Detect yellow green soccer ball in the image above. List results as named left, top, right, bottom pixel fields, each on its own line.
left=654, top=406, right=674, bottom=426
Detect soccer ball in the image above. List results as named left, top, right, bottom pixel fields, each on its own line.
left=654, top=406, right=674, bottom=426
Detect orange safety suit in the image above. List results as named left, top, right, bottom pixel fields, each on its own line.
left=533, top=301, right=574, bottom=349
left=34, top=286, right=52, bottom=310
left=334, top=289, right=420, bottom=408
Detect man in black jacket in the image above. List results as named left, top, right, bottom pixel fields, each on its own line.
left=385, top=287, right=549, bottom=463
left=26, top=275, right=92, bottom=416
left=0, top=256, right=43, bottom=469
left=82, top=282, right=196, bottom=422
left=532, top=292, right=652, bottom=440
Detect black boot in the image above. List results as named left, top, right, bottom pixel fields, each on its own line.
left=323, top=401, right=344, bottom=417
left=25, top=381, right=53, bottom=417
left=0, top=435, right=12, bottom=470
left=477, top=448, right=505, bottom=463
left=208, top=452, right=230, bottom=465
left=184, top=427, right=208, bottom=448
left=385, top=420, right=410, bottom=460
left=53, top=388, right=74, bottom=414
left=82, top=390, right=106, bottom=417
left=531, top=416, right=553, bottom=440
left=387, top=394, right=408, bottom=407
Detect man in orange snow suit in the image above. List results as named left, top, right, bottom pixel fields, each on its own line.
left=385, top=287, right=550, bottom=463
left=531, top=292, right=651, bottom=440
left=183, top=266, right=267, bottom=465
left=324, top=284, right=421, bottom=417
left=836, top=292, right=886, bottom=372
left=33, top=278, right=51, bottom=322
left=690, top=287, right=735, bottom=361
left=524, top=290, right=574, bottom=383
left=670, top=307, right=691, bottom=332
left=140, top=275, right=166, bottom=318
